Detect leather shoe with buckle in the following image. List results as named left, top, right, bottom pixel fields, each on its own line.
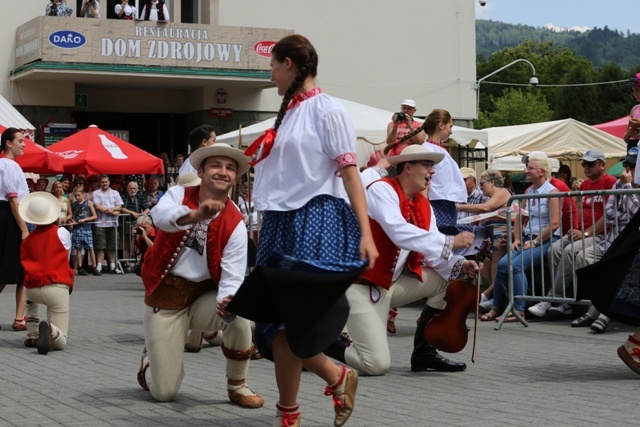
left=411, top=352, right=467, bottom=372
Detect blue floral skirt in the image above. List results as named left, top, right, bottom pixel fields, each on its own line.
left=254, top=194, right=367, bottom=359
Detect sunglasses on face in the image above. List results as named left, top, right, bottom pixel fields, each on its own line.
left=581, top=161, right=601, bottom=168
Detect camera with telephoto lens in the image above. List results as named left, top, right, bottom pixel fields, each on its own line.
left=396, top=112, right=407, bottom=121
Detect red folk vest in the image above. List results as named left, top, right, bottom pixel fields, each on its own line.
left=21, top=224, right=74, bottom=290
left=359, top=177, right=431, bottom=290
left=141, top=186, right=243, bottom=297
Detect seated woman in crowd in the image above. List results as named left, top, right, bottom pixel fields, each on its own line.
left=456, top=169, right=514, bottom=311
left=481, top=153, right=560, bottom=323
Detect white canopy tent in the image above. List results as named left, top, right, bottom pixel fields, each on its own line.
left=0, top=94, right=35, bottom=139
left=486, top=118, right=626, bottom=172
left=216, top=98, right=488, bottom=167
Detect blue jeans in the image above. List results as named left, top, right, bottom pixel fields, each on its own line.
left=493, top=236, right=558, bottom=313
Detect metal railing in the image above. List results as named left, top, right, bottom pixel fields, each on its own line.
left=495, top=187, right=640, bottom=330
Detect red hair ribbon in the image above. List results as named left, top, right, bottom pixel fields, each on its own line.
left=245, top=128, right=277, bottom=166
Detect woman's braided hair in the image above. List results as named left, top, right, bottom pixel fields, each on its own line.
left=384, top=108, right=452, bottom=156
left=271, top=35, right=318, bottom=132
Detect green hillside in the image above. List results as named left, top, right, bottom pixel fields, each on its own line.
left=476, top=20, right=640, bottom=69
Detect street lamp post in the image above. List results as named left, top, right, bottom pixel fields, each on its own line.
left=475, top=58, right=538, bottom=119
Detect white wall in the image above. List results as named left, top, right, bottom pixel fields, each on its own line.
left=218, top=0, right=477, bottom=119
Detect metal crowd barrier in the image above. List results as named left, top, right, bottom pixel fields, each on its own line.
left=496, top=187, right=640, bottom=330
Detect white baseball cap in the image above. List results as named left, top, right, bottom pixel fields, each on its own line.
left=401, top=99, right=416, bottom=108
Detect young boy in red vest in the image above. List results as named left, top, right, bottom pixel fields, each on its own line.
left=19, top=191, right=74, bottom=355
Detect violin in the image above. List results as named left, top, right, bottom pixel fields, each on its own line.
left=424, top=239, right=491, bottom=361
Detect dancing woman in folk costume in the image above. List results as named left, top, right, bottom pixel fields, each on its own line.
left=0, top=127, right=29, bottom=331
left=229, top=35, right=378, bottom=427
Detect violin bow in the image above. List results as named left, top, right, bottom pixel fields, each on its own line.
left=471, top=238, right=491, bottom=364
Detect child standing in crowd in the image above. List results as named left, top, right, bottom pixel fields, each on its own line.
left=236, top=34, right=377, bottom=427
left=19, top=191, right=73, bottom=355
left=71, top=186, right=97, bottom=276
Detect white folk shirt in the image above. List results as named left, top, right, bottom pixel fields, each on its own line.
left=0, top=158, right=29, bottom=202
left=151, top=185, right=247, bottom=304
left=366, top=180, right=464, bottom=282
left=422, top=142, right=467, bottom=203
left=253, top=93, right=355, bottom=211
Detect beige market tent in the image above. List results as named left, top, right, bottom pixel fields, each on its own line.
left=216, top=98, right=488, bottom=167
left=487, top=118, right=626, bottom=173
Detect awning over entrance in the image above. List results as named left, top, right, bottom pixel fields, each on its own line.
left=0, top=94, right=35, bottom=130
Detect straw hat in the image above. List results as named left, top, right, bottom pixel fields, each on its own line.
left=18, top=191, right=60, bottom=225
left=176, top=171, right=201, bottom=187
left=189, top=143, right=251, bottom=175
left=387, top=144, right=444, bottom=166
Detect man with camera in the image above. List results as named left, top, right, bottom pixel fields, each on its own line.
left=385, top=99, right=426, bottom=155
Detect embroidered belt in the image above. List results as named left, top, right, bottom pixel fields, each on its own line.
left=145, top=274, right=217, bottom=310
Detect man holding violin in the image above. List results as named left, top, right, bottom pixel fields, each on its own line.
left=326, top=145, right=478, bottom=375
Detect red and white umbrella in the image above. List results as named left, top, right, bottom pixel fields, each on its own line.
left=46, top=125, right=165, bottom=175
left=0, top=124, right=65, bottom=174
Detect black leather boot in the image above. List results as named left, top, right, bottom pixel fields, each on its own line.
left=410, top=304, right=466, bottom=372
left=323, top=335, right=350, bottom=364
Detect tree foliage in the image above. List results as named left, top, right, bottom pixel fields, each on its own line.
left=477, top=89, right=553, bottom=128
left=476, top=26, right=640, bottom=128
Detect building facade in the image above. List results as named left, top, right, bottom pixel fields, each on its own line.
left=2, top=0, right=477, bottom=159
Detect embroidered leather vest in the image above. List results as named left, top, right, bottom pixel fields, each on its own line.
left=21, top=224, right=74, bottom=290
left=141, top=186, right=243, bottom=296
left=359, top=177, right=431, bottom=290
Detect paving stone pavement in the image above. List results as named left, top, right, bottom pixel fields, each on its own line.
left=0, top=273, right=637, bottom=427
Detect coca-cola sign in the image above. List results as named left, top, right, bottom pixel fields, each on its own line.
left=253, top=40, right=276, bottom=58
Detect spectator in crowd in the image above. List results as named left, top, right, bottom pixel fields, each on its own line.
left=385, top=99, right=426, bottom=156
left=121, top=181, right=149, bottom=266
left=139, top=0, right=169, bottom=21
left=331, top=145, right=476, bottom=377
left=50, top=181, right=72, bottom=226
left=70, top=185, right=97, bottom=276
left=124, top=173, right=145, bottom=194
left=60, top=176, right=72, bottom=198
left=482, top=153, right=561, bottom=323
left=80, top=0, right=100, bottom=18
left=115, top=0, right=136, bottom=20
left=45, top=0, right=73, bottom=16
left=19, top=191, right=73, bottom=355
left=570, top=147, right=639, bottom=332
left=528, top=149, right=617, bottom=318
left=179, top=125, right=217, bottom=176
left=557, top=164, right=572, bottom=188
left=624, top=72, right=640, bottom=150
left=110, top=175, right=125, bottom=195
left=457, top=167, right=488, bottom=220
left=92, top=174, right=123, bottom=275
left=143, top=176, right=164, bottom=209
left=86, top=175, right=100, bottom=194
left=456, top=169, right=514, bottom=312
left=0, top=127, right=29, bottom=332
left=133, top=214, right=154, bottom=265
left=37, top=178, right=50, bottom=192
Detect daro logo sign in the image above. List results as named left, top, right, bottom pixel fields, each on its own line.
left=49, top=31, right=86, bottom=49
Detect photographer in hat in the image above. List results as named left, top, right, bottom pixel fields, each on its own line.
left=385, top=99, right=426, bottom=155
left=326, top=144, right=478, bottom=376
left=19, top=191, right=73, bottom=355
left=136, top=143, right=263, bottom=409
